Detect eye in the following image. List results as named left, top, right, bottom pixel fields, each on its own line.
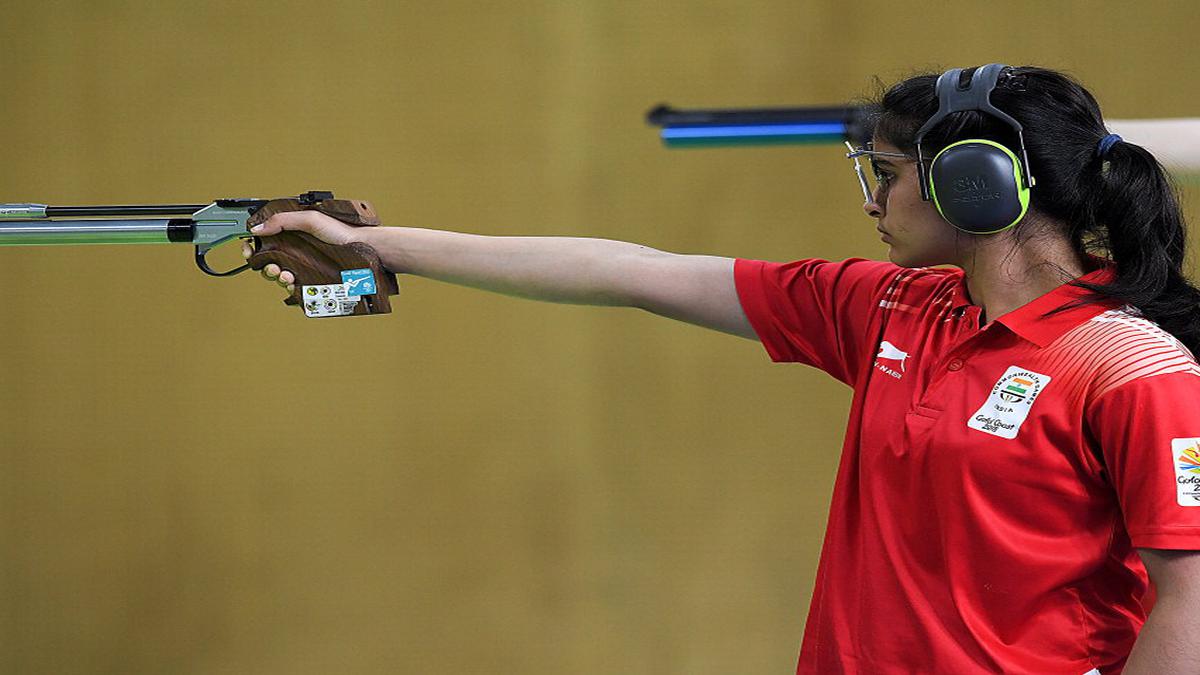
left=869, top=160, right=893, bottom=183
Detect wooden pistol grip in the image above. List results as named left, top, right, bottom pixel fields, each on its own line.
left=245, top=197, right=399, bottom=317
left=248, top=232, right=399, bottom=315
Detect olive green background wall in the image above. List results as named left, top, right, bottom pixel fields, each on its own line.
left=1, top=2, right=1197, bottom=673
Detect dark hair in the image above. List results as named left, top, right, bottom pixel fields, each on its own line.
left=871, top=66, right=1200, bottom=355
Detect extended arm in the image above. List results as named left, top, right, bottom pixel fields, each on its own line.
left=246, top=211, right=757, bottom=339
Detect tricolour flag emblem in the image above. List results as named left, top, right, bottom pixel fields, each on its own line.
left=999, top=377, right=1034, bottom=403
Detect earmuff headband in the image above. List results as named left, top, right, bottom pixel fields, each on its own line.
left=913, top=64, right=1035, bottom=201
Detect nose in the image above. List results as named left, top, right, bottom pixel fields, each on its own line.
left=863, top=195, right=884, bottom=219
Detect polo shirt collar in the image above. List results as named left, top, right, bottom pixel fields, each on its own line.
left=992, top=265, right=1119, bottom=348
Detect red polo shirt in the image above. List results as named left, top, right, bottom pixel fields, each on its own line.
left=734, top=257, right=1200, bottom=675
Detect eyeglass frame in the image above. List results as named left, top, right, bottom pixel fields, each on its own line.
left=844, top=141, right=912, bottom=204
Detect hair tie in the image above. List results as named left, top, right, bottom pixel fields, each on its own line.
left=1096, top=133, right=1122, bottom=158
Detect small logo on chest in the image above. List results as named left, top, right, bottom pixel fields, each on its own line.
left=873, top=341, right=907, bottom=379
left=968, top=366, right=1051, bottom=439
left=874, top=341, right=909, bottom=379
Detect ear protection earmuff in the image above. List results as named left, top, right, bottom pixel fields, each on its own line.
left=914, top=64, right=1035, bottom=234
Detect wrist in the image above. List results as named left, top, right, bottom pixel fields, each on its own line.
left=355, top=225, right=407, bottom=274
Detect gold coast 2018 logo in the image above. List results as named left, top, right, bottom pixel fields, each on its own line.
left=1178, top=444, right=1200, bottom=474
left=1172, top=439, right=1200, bottom=507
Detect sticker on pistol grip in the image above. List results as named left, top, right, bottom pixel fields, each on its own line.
left=301, top=284, right=360, bottom=318
left=341, top=268, right=376, bottom=297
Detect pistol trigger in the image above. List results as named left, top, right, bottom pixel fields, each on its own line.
left=195, top=245, right=250, bottom=277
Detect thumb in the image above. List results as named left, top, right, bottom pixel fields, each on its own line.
left=249, top=210, right=354, bottom=246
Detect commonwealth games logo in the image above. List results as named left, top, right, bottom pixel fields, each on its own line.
left=967, top=367, right=1051, bottom=440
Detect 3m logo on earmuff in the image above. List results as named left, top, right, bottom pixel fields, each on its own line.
left=953, top=176, right=988, bottom=192
left=951, top=175, right=1003, bottom=204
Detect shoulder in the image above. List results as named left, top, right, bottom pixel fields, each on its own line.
left=877, top=265, right=964, bottom=319
left=1051, top=307, right=1200, bottom=401
left=735, top=258, right=962, bottom=318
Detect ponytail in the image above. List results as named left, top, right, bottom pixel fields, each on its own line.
left=1078, top=137, right=1200, bottom=354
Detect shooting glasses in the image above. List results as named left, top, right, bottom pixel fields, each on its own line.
left=844, top=142, right=912, bottom=203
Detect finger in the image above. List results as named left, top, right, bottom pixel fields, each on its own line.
left=249, top=210, right=323, bottom=237
left=241, top=242, right=253, bottom=260
left=286, top=283, right=295, bottom=293
left=279, top=270, right=295, bottom=284
left=263, top=263, right=281, bottom=279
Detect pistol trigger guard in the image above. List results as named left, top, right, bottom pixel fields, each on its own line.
left=195, top=245, right=250, bottom=277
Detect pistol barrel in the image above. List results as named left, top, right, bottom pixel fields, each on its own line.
left=0, top=218, right=188, bottom=246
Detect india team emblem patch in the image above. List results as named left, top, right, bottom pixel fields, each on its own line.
left=967, top=366, right=1051, bottom=439
left=1172, top=439, right=1200, bottom=506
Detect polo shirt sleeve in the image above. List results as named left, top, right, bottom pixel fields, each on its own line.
left=734, top=257, right=899, bottom=384
left=1086, top=371, right=1200, bottom=550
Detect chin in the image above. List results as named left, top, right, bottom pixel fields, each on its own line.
left=885, top=246, right=916, bottom=267
left=886, top=246, right=942, bottom=269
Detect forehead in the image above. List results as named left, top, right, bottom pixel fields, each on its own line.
left=870, top=137, right=904, bottom=155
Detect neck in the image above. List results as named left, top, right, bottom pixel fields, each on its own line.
left=957, top=222, right=1090, bottom=325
